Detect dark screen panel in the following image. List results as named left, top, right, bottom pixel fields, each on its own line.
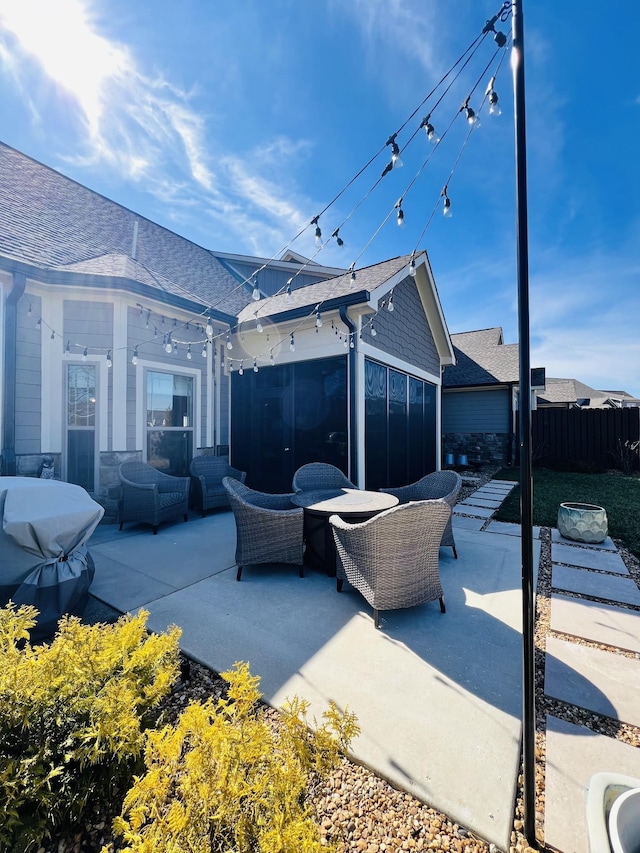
left=365, top=360, right=388, bottom=489
left=388, top=370, right=408, bottom=487
left=408, top=377, right=425, bottom=482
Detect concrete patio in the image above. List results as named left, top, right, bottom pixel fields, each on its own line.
left=85, top=478, right=640, bottom=852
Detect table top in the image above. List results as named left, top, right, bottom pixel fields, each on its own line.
left=291, top=488, right=398, bottom=516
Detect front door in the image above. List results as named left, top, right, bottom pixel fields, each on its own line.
left=66, top=363, right=96, bottom=492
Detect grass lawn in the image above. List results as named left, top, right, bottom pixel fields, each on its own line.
left=493, top=467, right=640, bottom=559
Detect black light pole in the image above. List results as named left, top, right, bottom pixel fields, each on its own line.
left=511, top=0, right=537, bottom=848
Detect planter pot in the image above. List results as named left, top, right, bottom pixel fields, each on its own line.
left=557, top=501, right=608, bottom=544
left=609, top=787, right=640, bottom=853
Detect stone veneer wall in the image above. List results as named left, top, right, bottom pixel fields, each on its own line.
left=14, top=453, right=63, bottom=478
left=442, top=432, right=512, bottom=466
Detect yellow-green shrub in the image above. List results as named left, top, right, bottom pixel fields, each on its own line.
left=0, top=603, right=181, bottom=852
left=111, top=661, right=359, bottom=853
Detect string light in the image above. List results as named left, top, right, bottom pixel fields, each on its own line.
left=349, top=265, right=356, bottom=288
left=82, top=347, right=88, bottom=361
left=164, top=335, right=173, bottom=354
left=387, top=292, right=395, bottom=312
left=239, top=360, right=244, bottom=375
left=420, top=114, right=440, bottom=144
left=206, top=314, right=214, bottom=339
left=331, top=228, right=344, bottom=247
left=50, top=329, right=55, bottom=342
left=311, top=216, right=322, bottom=247
left=36, top=318, right=42, bottom=330
left=253, top=358, right=258, bottom=373
left=462, top=97, right=480, bottom=128
left=65, top=340, right=70, bottom=357
left=202, top=343, right=207, bottom=358
left=251, top=278, right=261, bottom=301
left=371, top=320, right=377, bottom=337
left=316, top=309, right=323, bottom=329
left=106, top=350, right=112, bottom=368
left=26, top=301, right=32, bottom=317
left=387, top=133, right=403, bottom=169
left=256, top=316, right=263, bottom=333
left=187, top=343, right=192, bottom=360
left=270, top=348, right=275, bottom=366
left=131, top=346, right=138, bottom=365
left=409, top=255, right=417, bottom=277
left=486, top=76, right=501, bottom=115
left=395, top=198, right=405, bottom=228
left=226, top=332, right=233, bottom=350
left=289, top=332, right=295, bottom=352
left=441, top=186, right=453, bottom=218
left=285, top=279, right=293, bottom=303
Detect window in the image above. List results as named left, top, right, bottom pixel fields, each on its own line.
left=146, top=371, right=193, bottom=475
left=66, top=364, right=96, bottom=491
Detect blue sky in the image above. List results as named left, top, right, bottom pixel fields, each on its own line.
left=1, top=0, right=638, bottom=396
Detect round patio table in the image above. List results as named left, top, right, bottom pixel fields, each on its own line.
left=290, top=488, right=398, bottom=575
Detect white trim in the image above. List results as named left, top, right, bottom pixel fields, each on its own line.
left=359, top=341, right=441, bottom=387
left=136, top=359, right=202, bottom=460
left=112, top=298, right=128, bottom=449
left=355, top=329, right=366, bottom=488
left=40, top=293, right=64, bottom=452
left=0, top=275, right=6, bottom=444
left=206, top=341, right=214, bottom=448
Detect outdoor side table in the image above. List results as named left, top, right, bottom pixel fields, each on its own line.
left=290, top=488, right=398, bottom=575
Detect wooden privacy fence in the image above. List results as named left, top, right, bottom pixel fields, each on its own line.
left=517, top=408, right=640, bottom=471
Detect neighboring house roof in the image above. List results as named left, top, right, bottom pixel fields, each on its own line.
left=443, top=327, right=545, bottom=389
left=0, top=142, right=250, bottom=317
left=538, top=378, right=636, bottom=409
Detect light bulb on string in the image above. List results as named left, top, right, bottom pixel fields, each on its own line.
left=202, top=344, right=207, bottom=358
left=270, top=349, right=275, bottom=366
left=106, top=350, right=112, bottom=368
left=26, top=302, right=32, bottom=317
left=36, top=318, right=42, bottom=330
left=239, top=360, right=244, bottom=376
left=226, top=332, right=233, bottom=350
left=146, top=310, right=151, bottom=329
left=289, top=333, right=295, bottom=352
left=386, top=134, right=403, bottom=169
left=349, top=335, right=354, bottom=349
left=50, top=329, right=55, bottom=342
left=441, top=186, right=453, bottom=218
left=229, top=361, right=234, bottom=373
left=331, top=228, right=344, bottom=248
left=253, top=359, right=258, bottom=373
left=316, top=310, right=323, bottom=329
left=311, top=216, right=322, bottom=247
left=82, top=347, right=88, bottom=361
left=256, top=316, right=263, bottom=333
left=409, top=256, right=417, bottom=277
left=387, top=292, right=394, bottom=312
left=65, top=340, right=70, bottom=357
left=165, top=335, right=173, bottom=354
left=285, top=279, right=293, bottom=303
left=395, top=199, right=405, bottom=228
left=371, top=321, right=377, bottom=337
left=462, top=98, right=480, bottom=129
left=343, top=335, right=348, bottom=349
left=187, top=343, right=192, bottom=360
left=206, top=314, right=214, bottom=339
left=420, top=114, right=440, bottom=144
left=173, top=341, right=178, bottom=355
left=131, top=346, right=138, bottom=366
left=251, top=278, right=261, bottom=301
left=486, top=77, right=501, bottom=115
left=349, top=265, right=356, bottom=288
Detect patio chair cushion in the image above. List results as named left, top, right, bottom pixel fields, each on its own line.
left=118, top=462, right=190, bottom=533
left=190, top=456, right=247, bottom=515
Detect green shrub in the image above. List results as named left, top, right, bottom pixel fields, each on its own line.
left=0, top=603, right=181, bottom=852
left=110, top=661, right=360, bottom=853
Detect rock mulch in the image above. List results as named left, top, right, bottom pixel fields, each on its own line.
left=40, top=468, right=640, bottom=853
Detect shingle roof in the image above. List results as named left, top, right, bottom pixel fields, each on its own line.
left=443, top=327, right=545, bottom=388
left=538, top=378, right=634, bottom=407
left=0, top=142, right=250, bottom=315
left=237, top=254, right=413, bottom=322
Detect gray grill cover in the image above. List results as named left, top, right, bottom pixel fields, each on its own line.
left=0, top=477, right=104, bottom=641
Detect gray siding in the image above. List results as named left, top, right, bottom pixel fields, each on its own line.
left=360, top=277, right=440, bottom=375
left=219, top=371, right=230, bottom=446
left=221, top=260, right=329, bottom=296
left=127, top=306, right=210, bottom=454
left=442, top=389, right=511, bottom=433
left=15, top=294, right=42, bottom=454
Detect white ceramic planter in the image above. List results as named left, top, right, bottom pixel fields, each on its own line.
left=609, top=787, right=640, bottom=853
left=557, top=501, right=608, bottom=544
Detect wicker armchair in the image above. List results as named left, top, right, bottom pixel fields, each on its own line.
left=117, top=462, right=190, bottom=534
left=380, top=470, right=462, bottom=558
left=330, top=499, right=451, bottom=629
left=189, top=456, right=247, bottom=517
left=292, top=462, right=355, bottom=493
left=223, top=477, right=305, bottom=581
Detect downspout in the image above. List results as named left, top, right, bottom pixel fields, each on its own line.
left=339, top=305, right=357, bottom=484
left=2, top=272, right=26, bottom=475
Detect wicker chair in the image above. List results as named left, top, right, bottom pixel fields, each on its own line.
left=117, top=462, right=190, bottom=534
left=330, top=499, right=451, bottom=629
left=292, top=462, right=355, bottom=493
left=223, top=477, right=305, bottom=581
left=189, top=456, right=247, bottom=517
left=380, top=470, right=462, bottom=558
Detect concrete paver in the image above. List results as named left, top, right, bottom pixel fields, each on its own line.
left=544, top=715, right=640, bottom=853
left=545, top=636, right=640, bottom=726
left=451, top=515, right=485, bottom=531
left=550, top=593, right=640, bottom=654
left=552, top=564, right=640, bottom=606
left=484, top=521, right=541, bottom=538
left=551, top=542, right=628, bottom=574
left=453, top=504, right=494, bottom=518
left=551, top=528, right=617, bottom=551
left=461, top=497, right=504, bottom=509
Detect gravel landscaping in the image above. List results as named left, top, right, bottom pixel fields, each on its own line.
left=39, top=467, right=640, bottom=853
